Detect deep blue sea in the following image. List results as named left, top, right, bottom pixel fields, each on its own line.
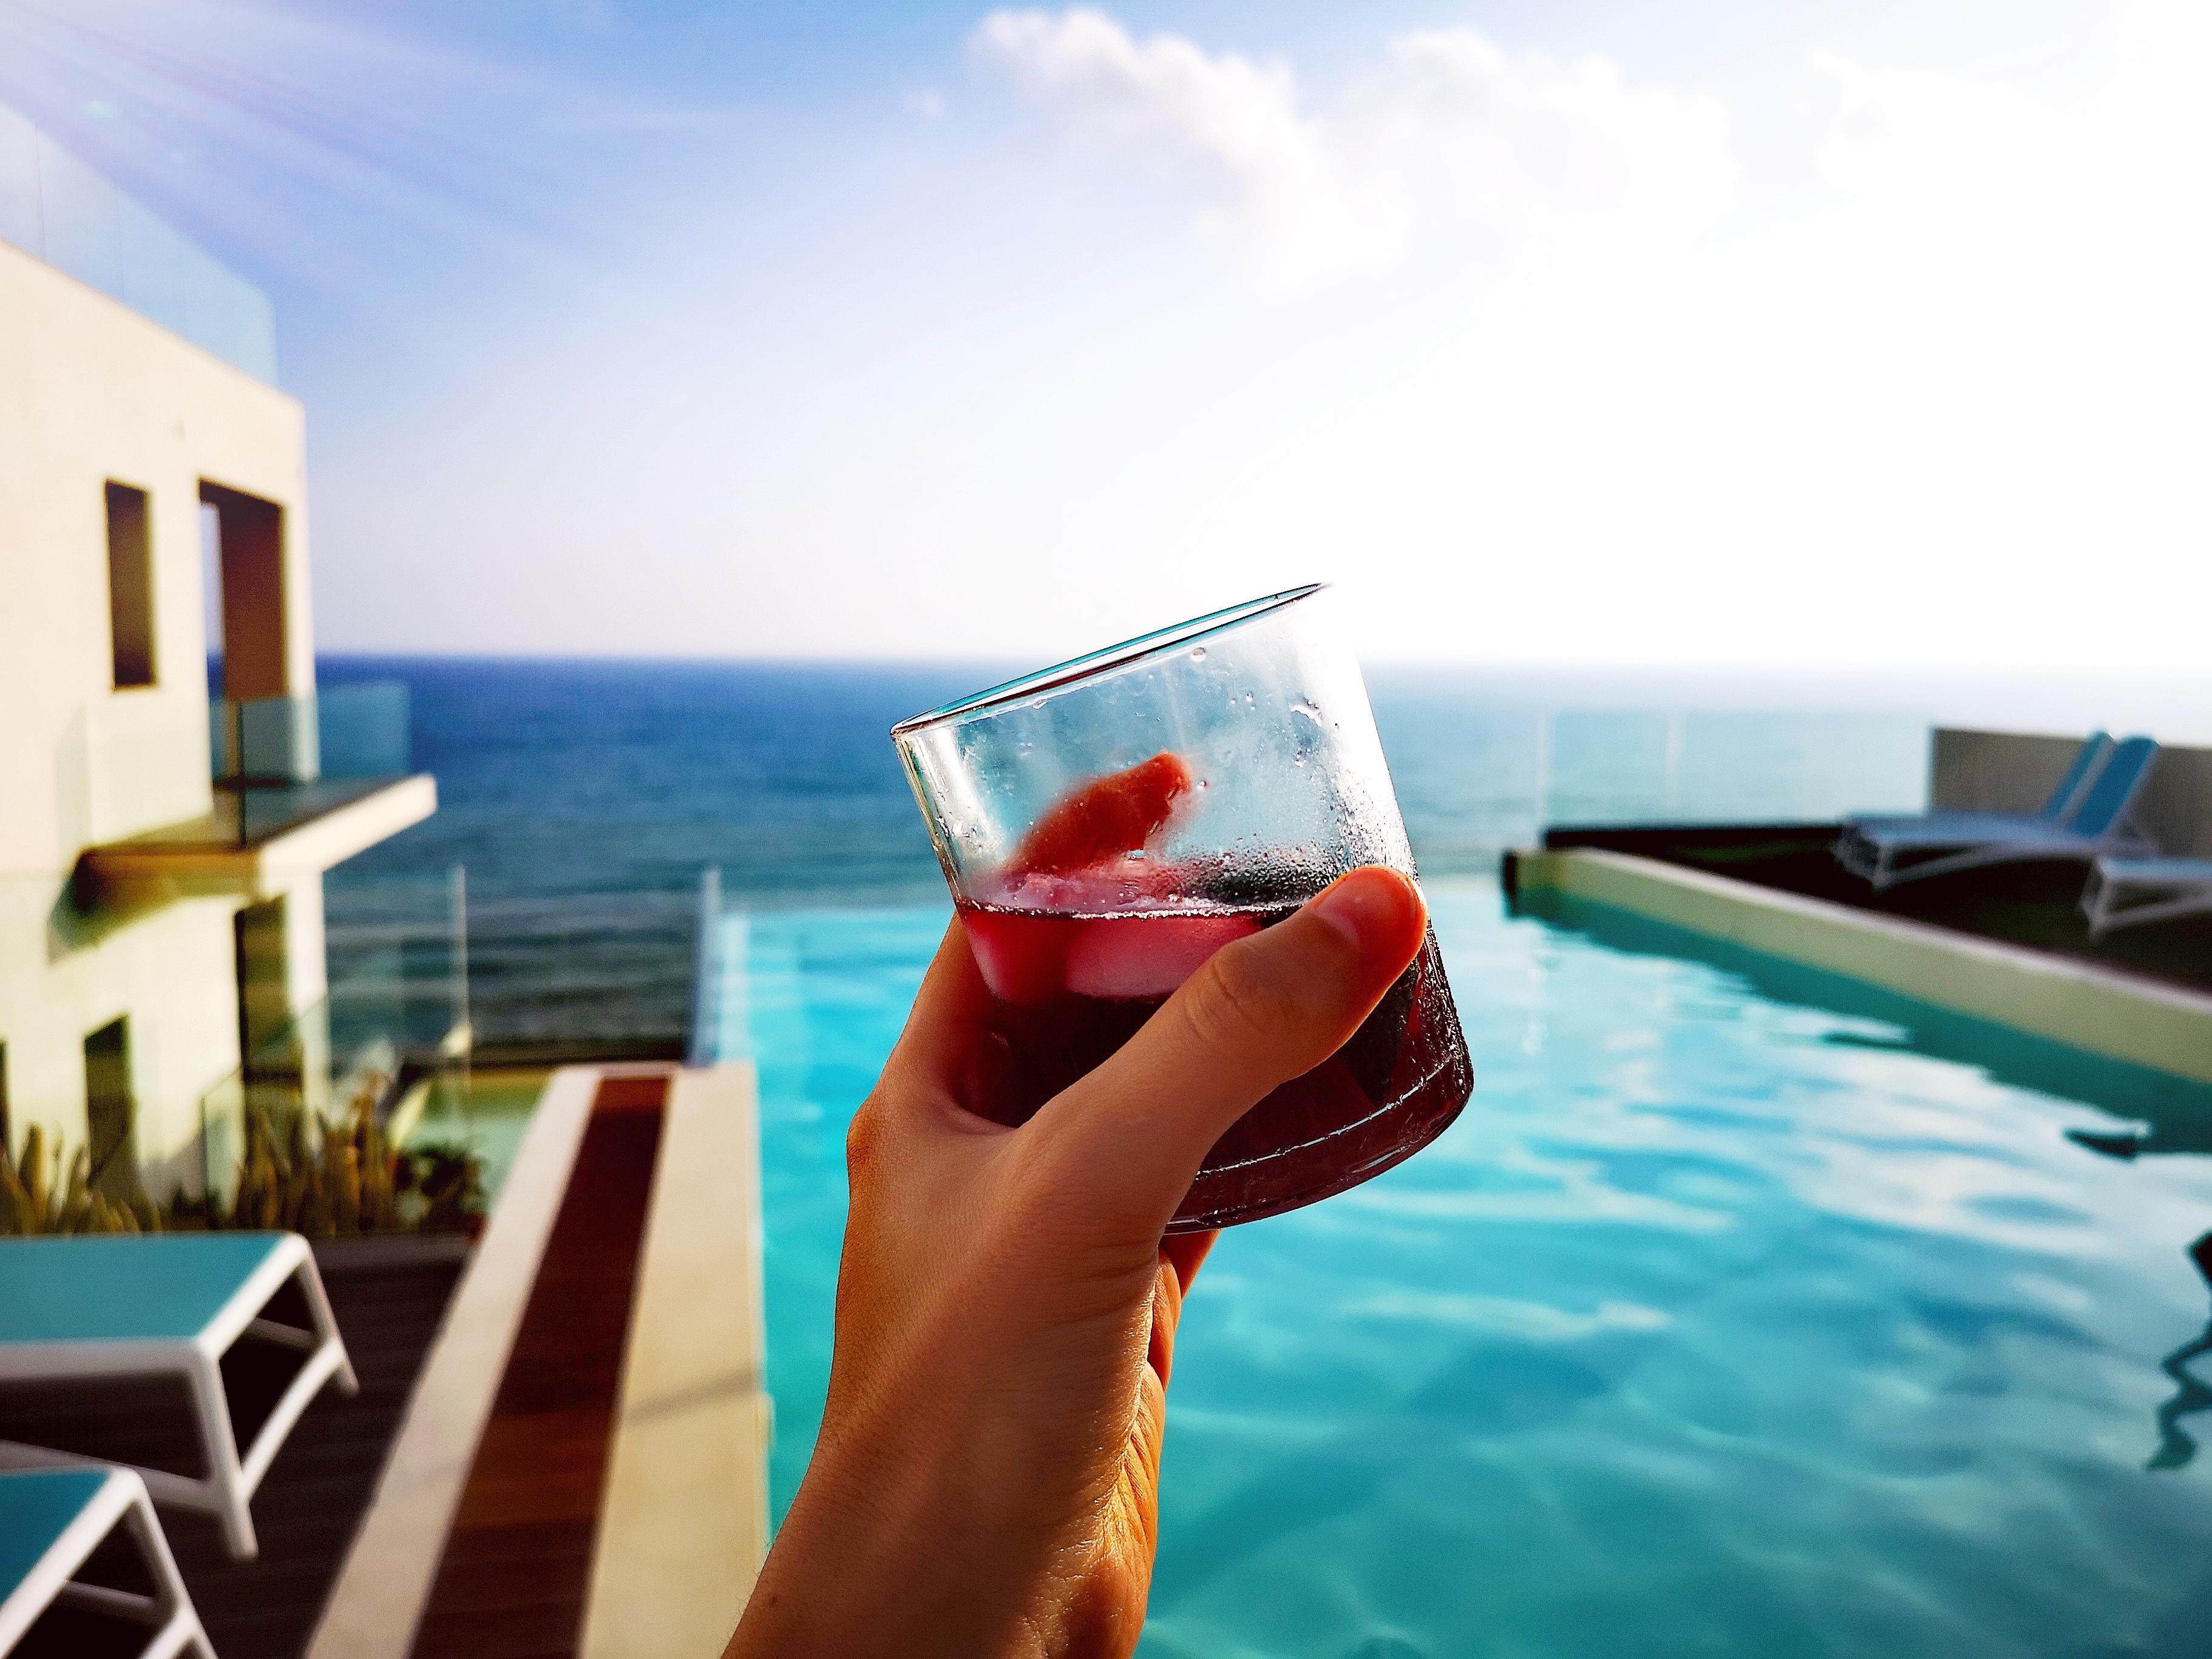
left=319, top=655, right=1929, bottom=1046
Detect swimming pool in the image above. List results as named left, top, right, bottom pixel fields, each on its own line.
left=721, top=879, right=2212, bottom=1658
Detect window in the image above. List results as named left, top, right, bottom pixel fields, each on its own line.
left=84, top=1016, right=139, bottom=1201
left=198, top=481, right=286, bottom=702
left=105, top=481, right=156, bottom=688
left=235, top=898, right=292, bottom=1082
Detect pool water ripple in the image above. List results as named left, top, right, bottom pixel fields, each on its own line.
left=737, top=880, right=2212, bottom=1657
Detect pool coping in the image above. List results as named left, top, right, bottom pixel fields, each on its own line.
left=580, top=1060, right=771, bottom=1659
left=1504, top=847, right=2212, bottom=1085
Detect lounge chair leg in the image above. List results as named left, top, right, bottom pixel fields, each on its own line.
left=122, top=1481, right=216, bottom=1659
left=186, top=1349, right=257, bottom=1560
left=295, top=1255, right=359, bottom=1398
left=2080, top=865, right=2110, bottom=937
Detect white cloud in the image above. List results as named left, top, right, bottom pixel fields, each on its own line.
left=971, top=8, right=1739, bottom=284
left=933, top=5, right=2212, bottom=675
left=306, top=2, right=2212, bottom=682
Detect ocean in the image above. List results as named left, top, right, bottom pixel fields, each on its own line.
left=319, top=656, right=1935, bottom=1049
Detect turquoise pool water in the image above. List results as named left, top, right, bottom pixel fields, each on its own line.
left=722, top=880, right=2212, bottom=1658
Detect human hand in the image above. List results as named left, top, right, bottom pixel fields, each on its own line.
left=726, top=865, right=1429, bottom=1659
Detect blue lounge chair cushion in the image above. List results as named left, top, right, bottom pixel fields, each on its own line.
left=2033, top=730, right=2114, bottom=820
left=0, top=1233, right=290, bottom=1344
left=1850, top=811, right=2068, bottom=850
left=2064, top=736, right=2159, bottom=838
left=1848, top=732, right=2111, bottom=838
left=0, top=1468, right=110, bottom=1599
left=1857, top=821, right=2112, bottom=857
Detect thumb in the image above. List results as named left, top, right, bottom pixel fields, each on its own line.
left=1028, top=865, right=1428, bottom=1232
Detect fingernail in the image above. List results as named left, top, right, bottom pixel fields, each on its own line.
left=1307, top=867, right=1422, bottom=956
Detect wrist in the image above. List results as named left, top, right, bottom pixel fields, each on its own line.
left=730, top=1436, right=1014, bottom=1659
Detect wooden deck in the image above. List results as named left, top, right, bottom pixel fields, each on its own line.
left=6, top=1064, right=763, bottom=1659
left=2, top=1242, right=466, bottom=1659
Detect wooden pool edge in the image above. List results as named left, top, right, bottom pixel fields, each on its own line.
left=579, top=1062, right=771, bottom=1659
left=1505, top=848, right=2212, bottom=1086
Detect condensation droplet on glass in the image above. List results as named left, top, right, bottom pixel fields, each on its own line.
left=1188, top=646, right=1206, bottom=662
left=1290, top=699, right=1323, bottom=723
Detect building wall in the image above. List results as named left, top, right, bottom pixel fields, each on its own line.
left=0, top=238, right=314, bottom=1181
left=0, top=238, right=313, bottom=871
left=1929, top=728, right=2212, bottom=857
left=0, top=883, right=240, bottom=1190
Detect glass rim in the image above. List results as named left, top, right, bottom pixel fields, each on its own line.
left=891, top=583, right=1326, bottom=740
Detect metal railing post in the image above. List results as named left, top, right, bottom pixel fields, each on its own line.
left=447, top=864, right=472, bottom=1062
left=689, top=866, right=723, bottom=1069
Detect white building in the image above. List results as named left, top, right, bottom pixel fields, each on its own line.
left=0, top=105, right=434, bottom=1211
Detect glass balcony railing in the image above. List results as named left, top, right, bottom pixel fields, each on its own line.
left=1373, top=705, right=1929, bottom=874
left=193, top=968, right=472, bottom=1228
left=0, top=868, right=472, bottom=1236
left=0, top=102, right=278, bottom=383
left=209, top=682, right=412, bottom=785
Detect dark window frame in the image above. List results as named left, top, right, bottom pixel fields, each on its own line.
left=104, top=480, right=157, bottom=689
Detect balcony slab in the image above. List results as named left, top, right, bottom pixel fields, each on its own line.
left=79, top=776, right=436, bottom=902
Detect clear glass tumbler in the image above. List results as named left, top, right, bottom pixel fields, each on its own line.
left=892, top=584, right=1472, bottom=1231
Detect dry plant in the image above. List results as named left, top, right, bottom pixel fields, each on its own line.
left=1, top=1067, right=485, bottom=1238
left=0, top=1124, right=161, bottom=1235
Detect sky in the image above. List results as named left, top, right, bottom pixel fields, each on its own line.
left=3, top=0, right=2210, bottom=680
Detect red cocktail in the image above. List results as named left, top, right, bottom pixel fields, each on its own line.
left=894, top=586, right=1472, bottom=1230
left=960, top=895, right=1469, bottom=1227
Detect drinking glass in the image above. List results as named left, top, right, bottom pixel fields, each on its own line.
left=893, top=584, right=1470, bottom=1230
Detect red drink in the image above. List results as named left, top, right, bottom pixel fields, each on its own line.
left=896, top=588, right=1476, bottom=1229
left=958, top=888, right=1471, bottom=1230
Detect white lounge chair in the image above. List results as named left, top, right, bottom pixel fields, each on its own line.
left=2082, top=854, right=2212, bottom=937
left=0, top=1233, right=356, bottom=1558
left=1842, top=730, right=2113, bottom=846
left=1835, top=735, right=2159, bottom=891
left=0, top=1467, right=215, bottom=1659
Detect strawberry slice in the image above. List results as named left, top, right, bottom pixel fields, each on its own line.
left=1008, top=752, right=1195, bottom=877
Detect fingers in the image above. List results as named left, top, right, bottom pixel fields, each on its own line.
left=1162, top=1230, right=1215, bottom=1296
left=1030, top=866, right=1427, bottom=1232
left=874, top=920, right=1009, bottom=1113
left=1147, top=1232, right=1215, bottom=1386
